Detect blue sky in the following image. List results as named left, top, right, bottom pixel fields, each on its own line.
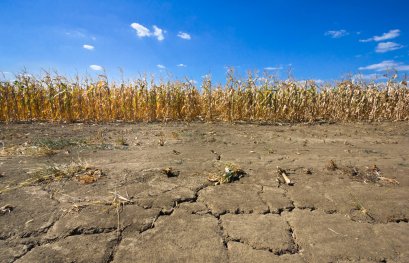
left=1, top=0, right=409, bottom=83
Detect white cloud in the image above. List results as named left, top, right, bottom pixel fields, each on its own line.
left=325, top=29, right=349, bottom=38
left=264, top=66, right=282, bottom=71
left=89, top=65, right=103, bottom=71
left=177, top=32, right=191, bottom=40
left=177, top=64, right=187, bottom=67
left=352, top=73, right=386, bottom=81
left=130, top=23, right=151, bottom=37
left=130, top=23, right=165, bottom=41
left=83, top=44, right=94, bottom=50
left=375, top=42, right=403, bottom=53
left=359, top=60, right=409, bottom=71
left=157, top=64, right=166, bottom=69
left=372, top=29, right=400, bottom=42
left=153, top=25, right=164, bottom=41
left=359, top=60, right=397, bottom=71
left=360, top=29, right=400, bottom=42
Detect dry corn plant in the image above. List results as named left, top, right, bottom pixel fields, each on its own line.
left=0, top=160, right=102, bottom=194
left=1, top=71, right=408, bottom=123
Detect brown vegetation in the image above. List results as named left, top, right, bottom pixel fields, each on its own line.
left=1, top=71, right=408, bottom=122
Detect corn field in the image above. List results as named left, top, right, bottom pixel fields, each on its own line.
left=1, top=72, right=408, bottom=123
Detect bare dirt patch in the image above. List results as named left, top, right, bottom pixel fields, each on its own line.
left=0, top=121, right=408, bottom=262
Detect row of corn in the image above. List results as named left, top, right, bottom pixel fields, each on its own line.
left=0, top=73, right=408, bottom=122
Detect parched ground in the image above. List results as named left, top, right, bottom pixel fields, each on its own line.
left=0, top=121, right=408, bottom=263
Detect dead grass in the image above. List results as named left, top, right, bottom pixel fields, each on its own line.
left=115, top=136, right=128, bottom=146
left=340, top=164, right=400, bottom=185
left=34, top=138, right=87, bottom=150
left=0, top=161, right=103, bottom=194
left=0, top=144, right=55, bottom=157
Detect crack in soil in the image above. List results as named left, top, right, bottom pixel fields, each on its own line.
left=137, top=197, right=192, bottom=234
left=278, top=222, right=301, bottom=256
left=0, top=213, right=63, bottom=262
left=194, top=199, right=229, bottom=252
left=388, top=218, right=408, bottom=223
left=256, top=185, right=272, bottom=214
left=217, top=218, right=229, bottom=250
left=221, top=220, right=303, bottom=256
left=228, top=239, right=276, bottom=254
left=68, top=226, right=118, bottom=236
left=0, top=211, right=61, bottom=242
left=11, top=171, right=406, bottom=262
left=105, top=232, right=123, bottom=263
left=9, top=242, right=36, bottom=263
left=296, top=205, right=317, bottom=211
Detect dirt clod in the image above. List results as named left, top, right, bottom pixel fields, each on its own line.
left=326, top=160, right=338, bottom=171
left=161, top=167, right=180, bottom=177
left=0, top=204, right=14, bottom=215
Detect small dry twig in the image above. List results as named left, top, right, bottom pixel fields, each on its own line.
left=277, top=167, right=294, bottom=186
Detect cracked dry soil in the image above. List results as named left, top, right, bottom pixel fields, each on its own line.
left=0, top=122, right=408, bottom=263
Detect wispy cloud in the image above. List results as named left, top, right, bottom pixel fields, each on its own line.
left=177, top=32, right=191, bottom=40
left=375, top=42, right=403, bottom=53
left=89, top=65, right=103, bottom=71
left=360, top=29, right=400, bottom=42
left=359, top=60, right=409, bottom=71
left=325, top=29, right=349, bottom=38
left=65, top=30, right=96, bottom=42
left=130, top=23, right=165, bottom=41
left=83, top=44, right=94, bottom=50
left=264, top=66, right=282, bottom=71
left=157, top=64, right=166, bottom=69
left=65, top=30, right=86, bottom=38
left=177, top=64, right=187, bottom=67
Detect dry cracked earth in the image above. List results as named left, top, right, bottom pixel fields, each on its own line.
left=0, top=121, right=408, bottom=263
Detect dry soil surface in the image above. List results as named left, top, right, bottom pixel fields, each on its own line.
left=0, top=121, right=408, bottom=263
